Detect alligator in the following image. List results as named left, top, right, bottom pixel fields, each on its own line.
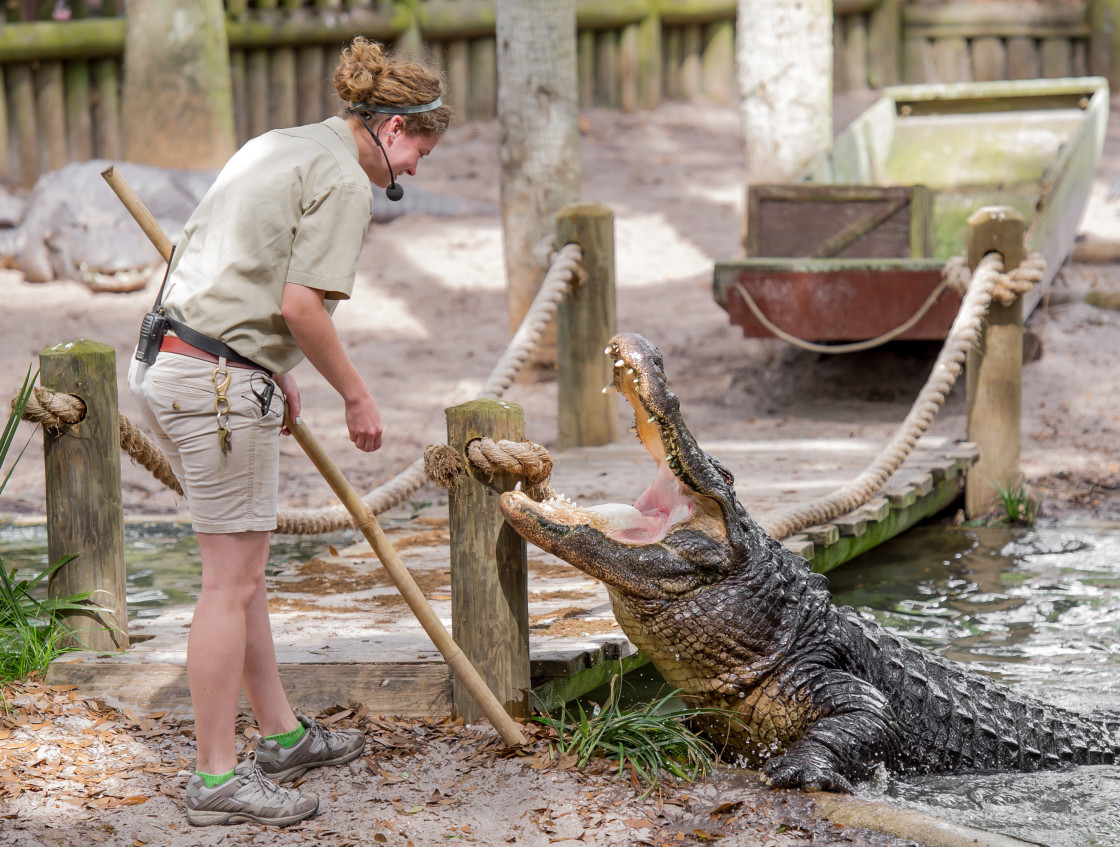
left=500, top=332, right=1120, bottom=792
left=0, top=160, right=495, bottom=290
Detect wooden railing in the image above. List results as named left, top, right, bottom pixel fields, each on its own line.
left=0, top=1, right=1113, bottom=187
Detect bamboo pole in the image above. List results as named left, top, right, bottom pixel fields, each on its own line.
left=101, top=165, right=528, bottom=747
left=446, top=400, right=530, bottom=722
left=965, top=206, right=1025, bottom=519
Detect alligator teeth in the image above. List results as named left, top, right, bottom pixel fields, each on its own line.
left=626, top=368, right=634, bottom=375
left=514, top=481, right=522, bottom=491
left=614, top=359, right=625, bottom=367
left=647, top=415, right=657, bottom=424
left=601, top=384, right=618, bottom=394
left=604, top=346, right=612, bottom=355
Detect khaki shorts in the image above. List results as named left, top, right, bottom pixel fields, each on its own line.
left=132, top=353, right=284, bottom=533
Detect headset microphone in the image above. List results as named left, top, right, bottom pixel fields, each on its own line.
left=353, top=97, right=442, bottom=203
left=360, top=116, right=404, bottom=202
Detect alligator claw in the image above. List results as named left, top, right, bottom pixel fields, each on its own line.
left=762, top=755, right=856, bottom=794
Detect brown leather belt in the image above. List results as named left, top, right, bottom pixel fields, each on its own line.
left=159, top=334, right=269, bottom=373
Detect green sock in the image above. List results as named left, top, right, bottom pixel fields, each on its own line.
left=266, top=722, right=306, bottom=749
left=196, top=768, right=236, bottom=788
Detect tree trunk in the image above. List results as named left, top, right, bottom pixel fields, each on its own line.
left=497, top=0, right=580, bottom=365
left=737, top=0, right=833, bottom=182
left=121, top=0, right=236, bottom=169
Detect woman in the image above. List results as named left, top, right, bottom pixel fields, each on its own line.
left=130, top=38, right=450, bottom=827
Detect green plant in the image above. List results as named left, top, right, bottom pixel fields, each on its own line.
left=531, top=672, right=741, bottom=798
left=0, top=368, right=96, bottom=683
left=993, top=481, right=1038, bottom=526
left=959, top=480, right=1040, bottom=528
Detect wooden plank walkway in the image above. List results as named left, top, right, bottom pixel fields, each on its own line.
left=46, top=435, right=975, bottom=717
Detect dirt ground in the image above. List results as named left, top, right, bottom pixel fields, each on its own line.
left=1, top=91, right=1119, bottom=846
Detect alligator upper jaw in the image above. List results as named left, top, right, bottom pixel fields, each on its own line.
left=500, top=332, right=718, bottom=549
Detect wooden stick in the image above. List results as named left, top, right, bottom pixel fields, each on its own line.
left=284, top=414, right=527, bottom=746
left=101, top=165, right=527, bottom=746
left=100, top=165, right=173, bottom=261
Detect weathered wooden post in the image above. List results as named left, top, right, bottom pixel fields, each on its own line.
left=965, top=206, right=1026, bottom=519
left=445, top=400, right=530, bottom=722
left=39, top=340, right=128, bottom=651
left=555, top=203, right=618, bottom=451
left=120, top=0, right=236, bottom=169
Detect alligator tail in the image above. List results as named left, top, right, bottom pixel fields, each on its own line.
left=840, top=608, right=1120, bottom=775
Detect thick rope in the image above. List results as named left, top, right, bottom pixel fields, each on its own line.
left=16, top=387, right=185, bottom=496
left=15, top=243, right=583, bottom=534
left=425, top=439, right=556, bottom=502
left=758, top=251, right=1044, bottom=540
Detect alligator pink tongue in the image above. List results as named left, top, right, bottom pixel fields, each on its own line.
left=585, top=463, right=692, bottom=544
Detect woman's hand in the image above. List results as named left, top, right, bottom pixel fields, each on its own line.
left=346, top=394, right=383, bottom=452
left=275, top=371, right=300, bottom=435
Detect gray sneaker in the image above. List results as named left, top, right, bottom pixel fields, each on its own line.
left=185, top=760, right=318, bottom=827
left=255, top=715, right=366, bottom=784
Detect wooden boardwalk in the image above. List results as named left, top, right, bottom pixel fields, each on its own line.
left=47, top=435, right=975, bottom=717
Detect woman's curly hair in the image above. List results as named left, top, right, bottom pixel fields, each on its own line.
left=334, top=37, right=451, bottom=135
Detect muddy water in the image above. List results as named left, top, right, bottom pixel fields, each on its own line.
left=827, top=524, right=1120, bottom=847
left=0, top=521, right=360, bottom=617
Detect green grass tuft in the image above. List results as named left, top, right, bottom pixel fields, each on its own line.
left=531, top=671, right=741, bottom=798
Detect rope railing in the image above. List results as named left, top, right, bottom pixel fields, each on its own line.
left=14, top=242, right=583, bottom=534
left=758, top=249, right=1045, bottom=540
left=14, top=243, right=1044, bottom=545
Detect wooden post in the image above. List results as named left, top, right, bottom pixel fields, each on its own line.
left=867, top=0, right=901, bottom=88
left=1090, top=0, right=1120, bottom=88
left=555, top=204, right=617, bottom=451
left=39, top=339, right=128, bottom=651
left=965, top=206, right=1025, bottom=519
left=446, top=400, right=530, bottom=722
left=120, top=0, right=236, bottom=169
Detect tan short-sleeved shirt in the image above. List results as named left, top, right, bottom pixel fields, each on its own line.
left=161, top=117, right=372, bottom=374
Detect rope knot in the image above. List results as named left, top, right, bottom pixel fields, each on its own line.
left=424, top=438, right=556, bottom=501
left=16, top=387, right=86, bottom=434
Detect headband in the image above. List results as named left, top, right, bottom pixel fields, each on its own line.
left=352, top=97, right=443, bottom=115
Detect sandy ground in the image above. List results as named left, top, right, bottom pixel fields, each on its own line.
left=1, top=92, right=1119, bottom=846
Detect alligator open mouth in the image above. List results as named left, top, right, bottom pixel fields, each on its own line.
left=501, top=333, right=712, bottom=547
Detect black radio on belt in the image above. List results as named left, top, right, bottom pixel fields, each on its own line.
left=135, top=309, right=168, bottom=365
left=134, top=247, right=174, bottom=365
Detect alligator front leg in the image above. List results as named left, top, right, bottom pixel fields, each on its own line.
left=761, top=669, right=901, bottom=793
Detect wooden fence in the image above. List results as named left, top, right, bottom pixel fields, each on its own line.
left=0, top=0, right=1116, bottom=187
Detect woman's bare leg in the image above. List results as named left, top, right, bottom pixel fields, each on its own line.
left=189, top=530, right=296, bottom=774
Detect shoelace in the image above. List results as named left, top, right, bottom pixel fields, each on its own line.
left=303, top=721, right=338, bottom=753
left=242, top=763, right=288, bottom=798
